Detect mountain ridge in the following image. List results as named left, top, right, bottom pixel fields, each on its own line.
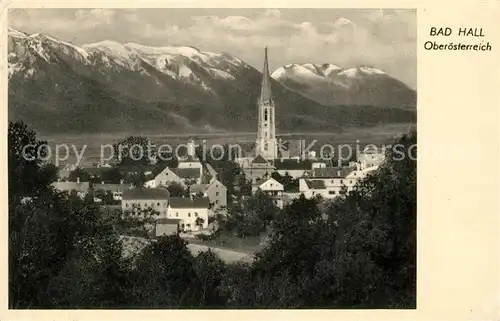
left=8, top=28, right=416, bottom=135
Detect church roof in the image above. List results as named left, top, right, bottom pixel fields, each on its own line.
left=259, top=47, right=273, bottom=103
left=251, top=154, right=269, bottom=164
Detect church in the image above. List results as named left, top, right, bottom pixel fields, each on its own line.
left=238, top=47, right=312, bottom=185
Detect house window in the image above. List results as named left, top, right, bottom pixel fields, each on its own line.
left=216, top=200, right=219, bottom=204
left=176, top=212, right=179, bottom=217
left=195, top=212, right=198, bottom=217
left=186, top=224, right=191, bottom=228
left=329, top=191, right=336, bottom=195
left=331, top=180, right=334, bottom=183
left=264, top=109, right=268, bottom=121
left=188, top=213, right=191, bottom=217
left=340, top=180, right=343, bottom=184
left=216, top=192, right=219, bottom=196
left=157, top=202, right=160, bottom=206
left=126, top=203, right=129, bottom=207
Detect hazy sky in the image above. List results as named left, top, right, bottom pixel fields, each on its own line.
left=9, top=8, right=416, bottom=88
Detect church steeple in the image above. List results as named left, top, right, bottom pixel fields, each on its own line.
left=255, top=46, right=277, bottom=161
left=259, top=46, right=272, bottom=103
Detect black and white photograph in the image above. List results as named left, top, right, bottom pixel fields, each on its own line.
left=7, top=8, right=417, bottom=309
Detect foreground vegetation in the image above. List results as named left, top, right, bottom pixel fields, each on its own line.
left=9, top=121, right=416, bottom=308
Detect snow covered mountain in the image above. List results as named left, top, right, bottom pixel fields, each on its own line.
left=8, top=28, right=415, bottom=134
left=272, top=63, right=416, bottom=109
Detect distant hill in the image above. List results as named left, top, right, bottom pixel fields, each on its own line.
left=8, top=28, right=416, bottom=135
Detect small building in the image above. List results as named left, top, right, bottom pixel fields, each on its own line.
left=255, top=177, right=284, bottom=209
left=152, top=166, right=202, bottom=188
left=189, top=178, right=227, bottom=210
left=155, top=218, right=181, bottom=237
left=354, top=152, right=386, bottom=170
left=274, top=159, right=312, bottom=179
left=299, top=166, right=363, bottom=199
left=168, top=197, right=210, bottom=232
left=121, top=188, right=170, bottom=217
left=93, top=183, right=132, bottom=201
left=242, top=154, right=276, bottom=185
left=51, top=180, right=90, bottom=199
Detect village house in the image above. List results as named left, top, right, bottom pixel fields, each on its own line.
left=155, top=218, right=181, bottom=237
left=167, top=197, right=211, bottom=232
left=352, top=151, right=386, bottom=170
left=121, top=188, right=170, bottom=218
left=189, top=178, right=227, bottom=210
left=148, top=166, right=203, bottom=188
left=254, top=177, right=284, bottom=208
left=93, top=183, right=132, bottom=201
left=51, top=180, right=90, bottom=199
left=273, top=159, right=312, bottom=179
left=298, top=165, right=381, bottom=199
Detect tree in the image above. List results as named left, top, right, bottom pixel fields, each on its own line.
left=68, top=167, right=91, bottom=182
left=114, top=136, right=156, bottom=166
left=8, top=121, right=50, bottom=198
left=100, top=167, right=124, bottom=184
left=129, top=235, right=200, bottom=307
left=166, top=182, right=188, bottom=197
left=193, top=250, right=227, bottom=307
left=195, top=217, right=205, bottom=230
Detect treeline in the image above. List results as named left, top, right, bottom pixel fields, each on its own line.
left=8, top=121, right=416, bottom=308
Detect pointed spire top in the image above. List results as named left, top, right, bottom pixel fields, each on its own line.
left=260, top=46, right=272, bottom=103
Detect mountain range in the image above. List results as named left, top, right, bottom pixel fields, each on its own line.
left=8, top=27, right=416, bottom=135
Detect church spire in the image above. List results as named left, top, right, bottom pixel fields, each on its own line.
left=259, top=46, right=272, bottom=103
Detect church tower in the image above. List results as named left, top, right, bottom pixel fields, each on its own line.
left=256, top=47, right=278, bottom=160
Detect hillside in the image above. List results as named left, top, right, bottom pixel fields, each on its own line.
left=8, top=28, right=416, bottom=134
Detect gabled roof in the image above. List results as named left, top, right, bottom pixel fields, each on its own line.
left=305, top=180, right=326, bottom=189
left=312, top=166, right=356, bottom=178
left=252, top=154, right=270, bottom=164
left=259, top=177, right=284, bottom=190
left=51, top=182, right=90, bottom=193
left=122, top=188, right=170, bottom=200
left=171, top=167, right=201, bottom=179
left=169, top=197, right=210, bottom=209
left=93, top=184, right=131, bottom=193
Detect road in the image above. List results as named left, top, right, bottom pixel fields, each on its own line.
left=120, top=235, right=254, bottom=264
left=187, top=243, right=254, bottom=263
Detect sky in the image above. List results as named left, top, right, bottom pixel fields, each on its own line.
left=9, top=8, right=416, bottom=89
